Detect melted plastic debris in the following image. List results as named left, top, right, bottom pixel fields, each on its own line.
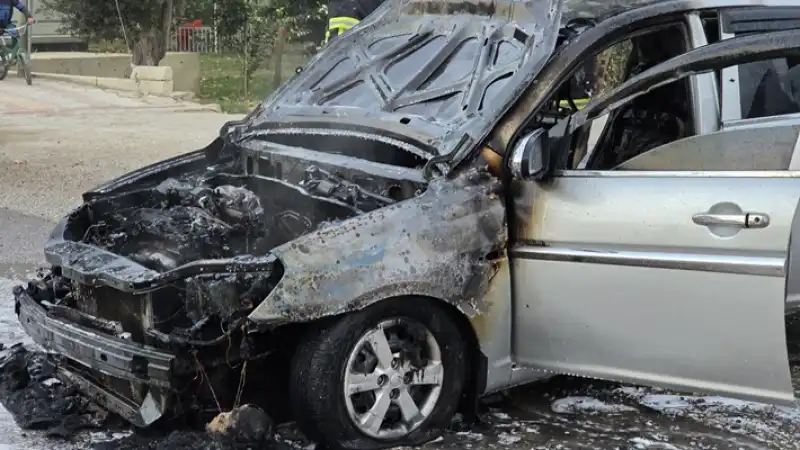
left=0, top=344, right=123, bottom=438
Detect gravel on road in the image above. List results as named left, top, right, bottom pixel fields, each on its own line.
left=0, top=77, right=242, bottom=222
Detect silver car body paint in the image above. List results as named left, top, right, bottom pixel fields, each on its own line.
left=501, top=1, right=800, bottom=405
left=510, top=172, right=799, bottom=405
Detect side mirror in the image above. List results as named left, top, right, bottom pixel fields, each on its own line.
left=508, top=129, right=550, bottom=181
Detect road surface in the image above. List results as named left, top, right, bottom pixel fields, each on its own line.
left=0, top=77, right=799, bottom=449
left=0, top=77, right=241, bottom=221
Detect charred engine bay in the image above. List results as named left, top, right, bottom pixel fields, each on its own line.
left=83, top=176, right=355, bottom=274
left=39, top=138, right=428, bottom=349
left=80, top=134, right=428, bottom=274
left=84, top=171, right=402, bottom=274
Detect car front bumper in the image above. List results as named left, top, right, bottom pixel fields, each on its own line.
left=14, top=287, right=176, bottom=427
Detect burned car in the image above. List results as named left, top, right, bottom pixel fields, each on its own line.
left=13, top=0, right=800, bottom=448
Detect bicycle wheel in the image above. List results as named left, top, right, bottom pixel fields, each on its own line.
left=0, top=50, right=8, bottom=81
left=17, top=52, right=31, bottom=86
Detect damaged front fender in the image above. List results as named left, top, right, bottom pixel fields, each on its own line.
left=249, top=169, right=508, bottom=329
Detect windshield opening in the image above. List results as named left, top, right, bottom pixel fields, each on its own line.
left=258, top=132, right=428, bottom=169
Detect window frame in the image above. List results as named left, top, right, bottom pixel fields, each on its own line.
left=536, top=19, right=696, bottom=171
left=549, top=26, right=800, bottom=175
left=686, top=12, right=722, bottom=136
left=492, top=1, right=800, bottom=158
left=715, top=6, right=800, bottom=126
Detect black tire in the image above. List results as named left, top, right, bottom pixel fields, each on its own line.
left=0, top=52, right=8, bottom=81
left=289, top=297, right=468, bottom=450
left=19, top=54, right=31, bottom=86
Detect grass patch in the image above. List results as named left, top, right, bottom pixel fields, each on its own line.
left=198, top=50, right=309, bottom=114
left=88, top=39, right=129, bottom=53
left=198, top=53, right=271, bottom=113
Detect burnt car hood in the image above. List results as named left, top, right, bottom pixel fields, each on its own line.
left=242, top=0, right=565, bottom=159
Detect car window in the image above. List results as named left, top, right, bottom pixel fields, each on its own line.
left=558, top=26, right=800, bottom=173
left=715, top=8, right=800, bottom=122
left=537, top=24, right=692, bottom=170
left=615, top=125, right=799, bottom=171
left=734, top=59, right=800, bottom=120
left=537, top=39, right=633, bottom=143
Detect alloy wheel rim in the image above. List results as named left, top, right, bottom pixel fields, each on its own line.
left=343, top=317, right=444, bottom=440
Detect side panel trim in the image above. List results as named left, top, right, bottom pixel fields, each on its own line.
left=511, top=245, right=785, bottom=277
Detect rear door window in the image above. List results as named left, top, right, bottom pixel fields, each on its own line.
left=718, top=7, right=800, bottom=121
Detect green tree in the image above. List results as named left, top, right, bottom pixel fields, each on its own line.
left=214, top=0, right=271, bottom=89
left=42, top=0, right=185, bottom=65
left=181, top=0, right=216, bottom=24
left=214, top=0, right=327, bottom=50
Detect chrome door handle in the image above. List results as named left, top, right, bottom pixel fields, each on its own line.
left=692, top=212, right=770, bottom=229
left=692, top=213, right=746, bottom=227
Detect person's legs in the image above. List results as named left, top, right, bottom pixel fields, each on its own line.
left=0, top=22, right=19, bottom=52
left=5, top=23, right=19, bottom=51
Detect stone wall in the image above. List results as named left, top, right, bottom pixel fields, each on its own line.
left=28, top=52, right=200, bottom=95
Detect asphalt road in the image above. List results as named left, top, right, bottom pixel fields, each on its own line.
left=0, top=77, right=799, bottom=449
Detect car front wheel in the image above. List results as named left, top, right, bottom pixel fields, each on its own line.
left=289, top=297, right=468, bottom=450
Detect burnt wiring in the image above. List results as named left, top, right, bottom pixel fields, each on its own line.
left=192, top=338, right=250, bottom=413
left=152, top=304, right=188, bottom=325
left=146, top=317, right=247, bottom=348
left=233, top=361, right=248, bottom=408
left=224, top=321, right=238, bottom=369
left=193, top=350, right=223, bottom=413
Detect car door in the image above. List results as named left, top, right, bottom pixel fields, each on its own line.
left=509, top=29, right=800, bottom=405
